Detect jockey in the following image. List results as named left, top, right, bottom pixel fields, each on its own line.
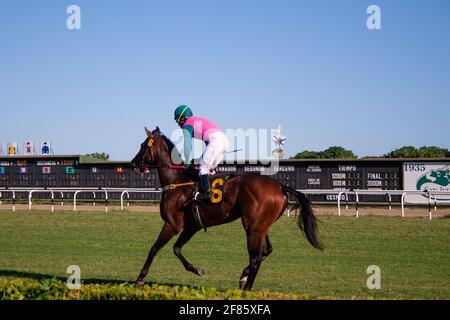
left=174, top=105, right=230, bottom=201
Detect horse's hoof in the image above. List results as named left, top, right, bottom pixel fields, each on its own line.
left=239, top=276, right=248, bottom=290
left=194, top=267, right=205, bottom=277
left=135, top=280, right=144, bottom=288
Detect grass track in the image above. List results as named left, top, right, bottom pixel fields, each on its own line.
left=0, top=210, right=449, bottom=299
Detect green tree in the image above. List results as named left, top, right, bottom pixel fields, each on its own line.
left=383, top=146, right=419, bottom=158
left=417, top=146, right=448, bottom=158
left=85, top=152, right=110, bottom=160
left=321, top=146, right=357, bottom=159
left=292, top=150, right=321, bottom=159
left=384, top=146, right=448, bottom=158
left=292, top=146, right=356, bottom=159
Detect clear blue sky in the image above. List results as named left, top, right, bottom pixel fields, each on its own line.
left=1, top=0, right=449, bottom=160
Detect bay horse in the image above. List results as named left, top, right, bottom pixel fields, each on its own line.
left=130, top=127, right=323, bottom=291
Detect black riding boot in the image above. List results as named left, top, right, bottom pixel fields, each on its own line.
left=196, top=174, right=212, bottom=201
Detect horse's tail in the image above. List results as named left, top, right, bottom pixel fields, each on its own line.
left=282, top=185, right=324, bottom=251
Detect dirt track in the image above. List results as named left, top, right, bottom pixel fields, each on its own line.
left=0, top=204, right=448, bottom=218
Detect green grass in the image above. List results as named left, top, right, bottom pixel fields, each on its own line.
left=0, top=277, right=319, bottom=300
left=0, top=211, right=449, bottom=299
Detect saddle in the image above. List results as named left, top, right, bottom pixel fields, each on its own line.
left=192, top=172, right=235, bottom=205
left=185, top=165, right=236, bottom=200
left=185, top=165, right=236, bottom=231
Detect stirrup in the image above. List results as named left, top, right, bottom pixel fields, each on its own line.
left=195, top=191, right=212, bottom=202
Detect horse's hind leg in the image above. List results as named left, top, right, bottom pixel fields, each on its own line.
left=239, top=232, right=266, bottom=291
left=135, top=223, right=180, bottom=287
left=173, top=226, right=204, bottom=276
left=262, top=235, right=273, bottom=261
left=239, top=234, right=271, bottom=290
left=243, top=233, right=265, bottom=291
left=239, top=266, right=251, bottom=290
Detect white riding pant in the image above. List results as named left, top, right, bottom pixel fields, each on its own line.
left=200, top=132, right=229, bottom=175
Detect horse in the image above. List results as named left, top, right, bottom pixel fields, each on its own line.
left=130, top=127, right=323, bottom=291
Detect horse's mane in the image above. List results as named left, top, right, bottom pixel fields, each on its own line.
left=160, top=133, right=181, bottom=160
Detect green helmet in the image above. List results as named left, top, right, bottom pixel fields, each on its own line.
left=174, top=105, right=193, bottom=123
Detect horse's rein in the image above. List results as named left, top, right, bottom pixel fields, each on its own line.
left=140, top=135, right=181, bottom=169
left=162, top=181, right=196, bottom=192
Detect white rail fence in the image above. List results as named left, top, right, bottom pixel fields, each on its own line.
left=297, top=189, right=450, bottom=220
left=1, top=187, right=449, bottom=219
left=0, top=187, right=161, bottom=213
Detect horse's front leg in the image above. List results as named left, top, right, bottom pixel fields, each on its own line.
left=135, top=222, right=180, bottom=287
left=173, top=225, right=204, bottom=276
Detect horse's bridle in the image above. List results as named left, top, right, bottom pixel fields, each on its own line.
left=138, top=134, right=185, bottom=171
left=136, top=135, right=157, bottom=173
left=135, top=132, right=196, bottom=191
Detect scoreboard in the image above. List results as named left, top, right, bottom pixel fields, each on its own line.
left=294, top=161, right=402, bottom=202
left=216, top=161, right=402, bottom=203
left=1, top=155, right=436, bottom=203
left=215, top=161, right=402, bottom=191
left=298, top=162, right=401, bottom=190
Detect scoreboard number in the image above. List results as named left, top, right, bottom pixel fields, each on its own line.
left=404, top=164, right=426, bottom=172
left=65, top=166, right=75, bottom=174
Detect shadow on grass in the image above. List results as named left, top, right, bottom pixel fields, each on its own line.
left=0, top=269, right=201, bottom=289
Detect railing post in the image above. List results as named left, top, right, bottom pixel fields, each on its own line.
left=74, top=191, right=79, bottom=211
left=386, top=193, right=392, bottom=211
left=345, top=193, right=349, bottom=210
left=121, top=191, right=130, bottom=211
left=337, top=192, right=344, bottom=216
left=401, top=192, right=407, bottom=218
left=12, top=189, right=16, bottom=212
left=104, top=189, right=109, bottom=213
left=50, top=190, right=55, bottom=213
left=29, top=190, right=34, bottom=210
left=426, top=190, right=432, bottom=220
left=121, top=191, right=126, bottom=211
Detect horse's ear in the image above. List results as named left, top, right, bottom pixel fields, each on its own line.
left=155, top=126, right=161, bottom=135
left=145, top=127, right=152, bottom=138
